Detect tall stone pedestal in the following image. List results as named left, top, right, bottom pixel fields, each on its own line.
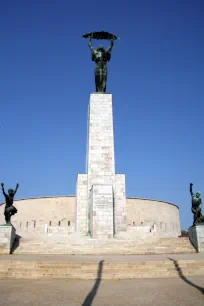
left=0, top=225, right=16, bottom=254
left=189, top=224, right=204, bottom=253
left=76, top=93, right=127, bottom=238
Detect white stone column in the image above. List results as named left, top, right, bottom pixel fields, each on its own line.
left=76, top=93, right=127, bottom=238
left=86, top=93, right=115, bottom=182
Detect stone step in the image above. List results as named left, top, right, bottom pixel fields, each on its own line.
left=14, top=250, right=196, bottom=255
left=18, top=241, right=191, bottom=245
left=16, top=244, right=193, bottom=248
left=17, top=242, right=193, bottom=246
left=17, top=241, right=193, bottom=247
left=18, top=237, right=190, bottom=243
left=14, top=245, right=195, bottom=250
left=15, top=245, right=195, bottom=250
left=1, top=262, right=203, bottom=269
left=13, top=237, right=196, bottom=255
left=0, top=260, right=203, bottom=279
left=16, top=244, right=192, bottom=250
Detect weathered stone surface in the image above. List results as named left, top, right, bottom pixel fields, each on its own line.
left=114, top=174, right=127, bottom=233
left=0, top=225, right=16, bottom=254
left=0, top=196, right=181, bottom=239
left=89, top=184, right=114, bottom=239
left=189, top=224, right=204, bottom=252
left=75, top=174, right=88, bottom=234
left=86, top=94, right=115, bottom=178
left=12, top=236, right=196, bottom=255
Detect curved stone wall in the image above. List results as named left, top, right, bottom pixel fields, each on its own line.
left=0, top=196, right=76, bottom=234
left=0, top=196, right=181, bottom=237
left=126, top=198, right=181, bottom=237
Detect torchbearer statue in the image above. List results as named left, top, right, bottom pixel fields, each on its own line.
left=1, top=183, right=19, bottom=224
left=190, top=183, right=204, bottom=225
left=82, top=31, right=119, bottom=93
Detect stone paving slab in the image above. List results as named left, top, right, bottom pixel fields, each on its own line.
left=0, top=253, right=204, bottom=262
left=0, top=277, right=203, bottom=306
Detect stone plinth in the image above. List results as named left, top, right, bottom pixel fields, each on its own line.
left=76, top=93, right=127, bottom=237
left=89, top=184, right=114, bottom=239
left=189, top=224, right=204, bottom=252
left=0, top=225, right=16, bottom=254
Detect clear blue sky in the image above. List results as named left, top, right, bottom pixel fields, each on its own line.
left=0, top=1, right=203, bottom=230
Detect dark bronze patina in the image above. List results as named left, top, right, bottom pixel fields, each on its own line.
left=1, top=183, right=19, bottom=224
left=83, top=31, right=119, bottom=93
left=190, top=183, right=204, bottom=225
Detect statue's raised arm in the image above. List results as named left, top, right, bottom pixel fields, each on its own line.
left=88, top=36, right=95, bottom=53
left=1, top=183, right=7, bottom=198
left=106, top=39, right=114, bottom=52
left=14, top=183, right=19, bottom=195
left=190, top=183, right=194, bottom=196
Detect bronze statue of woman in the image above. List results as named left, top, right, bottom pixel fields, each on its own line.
left=88, top=36, right=114, bottom=93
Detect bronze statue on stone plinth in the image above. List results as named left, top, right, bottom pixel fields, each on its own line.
left=82, top=31, right=119, bottom=93
left=1, top=183, right=19, bottom=224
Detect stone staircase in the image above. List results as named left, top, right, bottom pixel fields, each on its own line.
left=0, top=257, right=203, bottom=279
left=13, top=237, right=196, bottom=255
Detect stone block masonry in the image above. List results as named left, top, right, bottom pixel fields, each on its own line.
left=0, top=225, right=16, bottom=254
left=86, top=93, right=115, bottom=179
left=189, top=224, right=204, bottom=252
left=75, top=174, right=88, bottom=233
left=76, top=93, right=127, bottom=238
left=114, top=174, right=127, bottom=233
left=89, top=184, right=114, bottom=239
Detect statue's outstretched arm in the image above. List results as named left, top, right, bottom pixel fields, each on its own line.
left=14, top=183, right=19, bottom=195
left=88, top=37, right=95, bottom=53
left=106, top=39, right=114, bottom=52
left=190, top=183, right=193, bottom=196
left=1, top=183, right=7, bottom=197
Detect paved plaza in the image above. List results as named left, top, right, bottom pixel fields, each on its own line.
left=0, top=276, right=203, bottom=306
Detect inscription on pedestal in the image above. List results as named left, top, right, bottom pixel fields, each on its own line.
left=89, top=185, right=113, bottom=239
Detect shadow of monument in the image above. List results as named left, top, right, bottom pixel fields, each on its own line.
left=81, top=260, right=104, bottom=306
left=168, top=257, right=204, bottom=295
left=10, top=234, right=21, bottom=254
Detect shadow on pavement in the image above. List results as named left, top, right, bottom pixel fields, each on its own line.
left=10, top=234, right=21, bottom=254
left=168, top=257, right=204, bottom=295
left=81, top=260, right=104, bottom=306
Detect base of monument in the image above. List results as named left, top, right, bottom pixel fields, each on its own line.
left=0, top=224, right=16, bottom=254
left=189, top=224, right=204, bottom=252
left=11, top=234, right=196, bottom=255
